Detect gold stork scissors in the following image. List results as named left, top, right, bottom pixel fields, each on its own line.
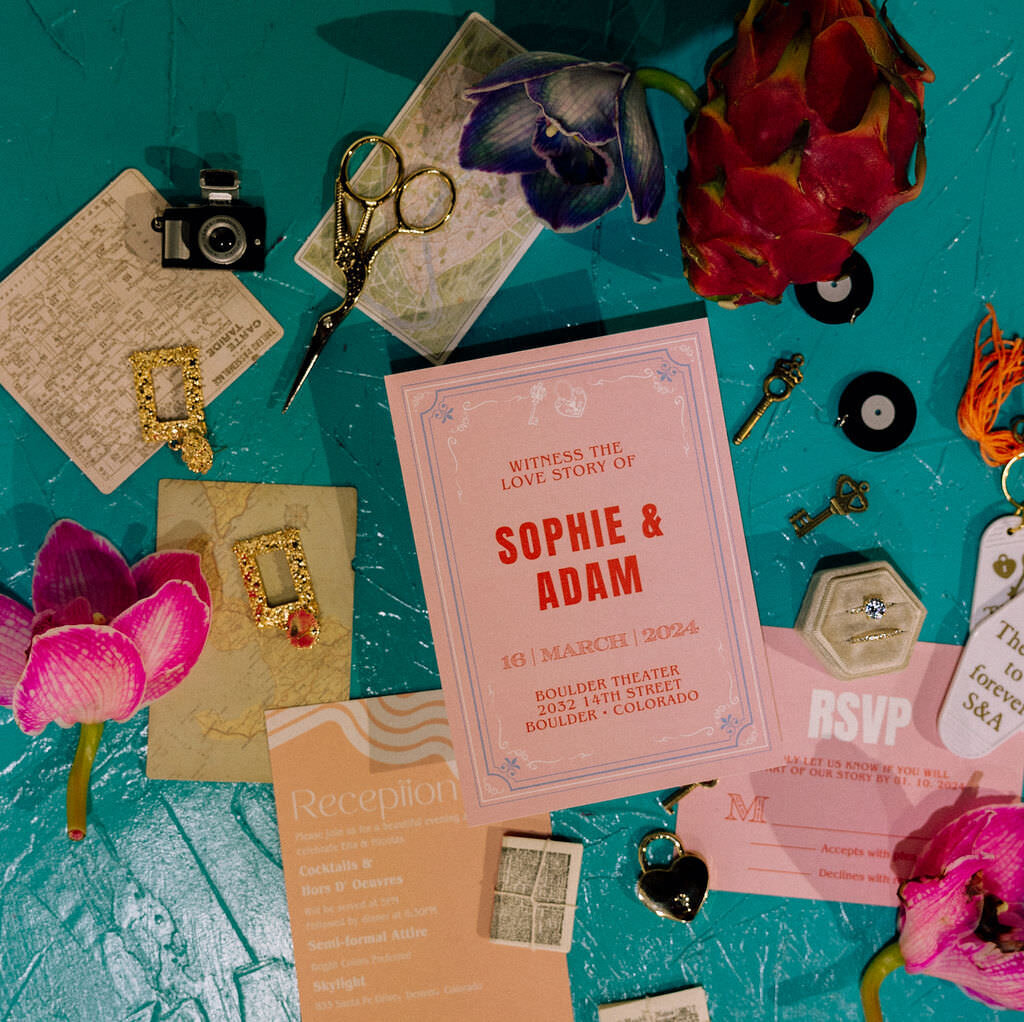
left=282, top=135, right=456, bottom=411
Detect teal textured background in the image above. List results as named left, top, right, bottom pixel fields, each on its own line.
left=1, top=1, right=1022, bottom=1019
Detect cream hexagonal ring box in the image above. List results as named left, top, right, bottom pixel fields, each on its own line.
left=795, top=560, right=927, bottom=680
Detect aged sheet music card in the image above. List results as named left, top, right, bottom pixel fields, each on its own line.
left=0, top=169, right=283, bottom=492
left=147, top=479, right=357, bottom=783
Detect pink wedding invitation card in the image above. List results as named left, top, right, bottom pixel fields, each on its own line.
left=266, top=692, right=574, bottom=1020
left=682, top=627, right=1024, bottom=907
left=386, top=319, right=781, bottom=823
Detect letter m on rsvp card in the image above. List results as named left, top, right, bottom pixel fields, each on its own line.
left=386, top=319, right=783, bottom=823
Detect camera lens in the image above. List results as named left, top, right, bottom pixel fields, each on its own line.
left=207, top=225, right=237, bottom=253
left=198, top=215, right=247, bottom=266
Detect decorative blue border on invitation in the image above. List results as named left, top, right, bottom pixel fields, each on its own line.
left=399, top=328, right=774, bottom=809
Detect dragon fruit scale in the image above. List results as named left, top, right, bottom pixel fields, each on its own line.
left=678, top=0, right=933, bottom=307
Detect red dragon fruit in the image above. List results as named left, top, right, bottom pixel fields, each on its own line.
left=678, top=0, right=933, bottom=306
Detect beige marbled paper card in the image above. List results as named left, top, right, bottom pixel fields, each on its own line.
left=147, top=479, right=357, bottom=782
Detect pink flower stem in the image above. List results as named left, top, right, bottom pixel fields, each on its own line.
left=634, top=67, right=701, bottom=115
left=66, top=721, right=104, bottom=841
left=860, top=940, right=905, bottom=1022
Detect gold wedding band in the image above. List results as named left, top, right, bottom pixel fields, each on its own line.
left=847, top=627, right=904, bottom=644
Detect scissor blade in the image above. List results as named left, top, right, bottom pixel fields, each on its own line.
left=282, top=309, right=343, bottom=412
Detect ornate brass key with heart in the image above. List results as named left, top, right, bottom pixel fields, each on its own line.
left=789, top=474, right=870, bottom=537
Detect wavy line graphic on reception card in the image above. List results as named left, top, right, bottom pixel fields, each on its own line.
left=266, top=693, right=454, bottom=773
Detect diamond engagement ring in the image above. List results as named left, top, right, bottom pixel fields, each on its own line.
left=848, top=596, right=895, bottom=619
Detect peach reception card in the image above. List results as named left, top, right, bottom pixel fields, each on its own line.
left=266, top=692, right=573, bottom=1020
left=386, top=319, right=782, bottom=823
left=681, top=627, right=1024, bottom=908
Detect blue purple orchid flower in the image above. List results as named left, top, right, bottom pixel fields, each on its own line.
left=459, top=53, right=689, bottom=232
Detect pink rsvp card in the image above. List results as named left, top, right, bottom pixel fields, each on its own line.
left=266, top=692, right=574, bottom=1020
left=682, top=627, right=1024, bottom=907
left=386, top=319, right=782, bottom=824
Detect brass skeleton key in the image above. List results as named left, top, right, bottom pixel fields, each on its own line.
left=733, top=353, right=804, bottom=445
left=661, top=778, right=718, bottom=812
left=789, top=474, right=870, bottom=537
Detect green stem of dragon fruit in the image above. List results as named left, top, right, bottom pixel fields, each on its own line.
left=860, top=940, right=904, bottom=1022
left=634, top=67, right=701, bottom=114
left=67, top=721, right=104, bottom=841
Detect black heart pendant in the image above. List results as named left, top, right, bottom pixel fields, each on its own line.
left=635, top=830, right=709, bottom=923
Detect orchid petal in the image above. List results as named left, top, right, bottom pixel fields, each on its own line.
left=912, top=805, right=1024, bottom=908
left=532, top=120, right=612, bottom=187
left=459, top=88, right=547, bottom=175
left=30, top=597, right=94, bottom=638
left=617, top=76, right=665, bottom=224
left=132, top=550, right=212, bottom=608
left=32, top=521, right=136, bottom=621
left=111, top=580, right=210, bottom=704
left=520, top=158, right=625, bottom=232
left=465, top=52, right=591, bottom=97
left=0, top=594, right=32, bottom=705
left=896, top=805, right=1024, bottom=1010
left=12, top=625, right=145, bottom=733
left=526, top=64, right=629, bottom=145
left=899, top=856, right=987, bottom=970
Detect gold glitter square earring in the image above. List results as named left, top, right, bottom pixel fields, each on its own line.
left=233, top=528, right=321, bottom=647
left=129, top=345, right=214, bottom=474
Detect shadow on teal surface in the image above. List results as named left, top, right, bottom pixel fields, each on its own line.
left=316, top=1, right=743, bottom=73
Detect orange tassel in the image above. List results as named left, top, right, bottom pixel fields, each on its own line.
left=957, top=304, right=1024, bottom=467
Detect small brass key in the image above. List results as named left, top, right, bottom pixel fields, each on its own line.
left=733, top=353, right=805, bottom=445
left=789, top=474, right=870, bottom=537
left=661, top=778, right=718, bottom=812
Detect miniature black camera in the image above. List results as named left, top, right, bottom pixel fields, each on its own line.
left=152, top=169, right=265, bottom=271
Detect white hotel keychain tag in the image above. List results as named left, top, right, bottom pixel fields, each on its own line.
left=939, top=454, right=1024, bottom=756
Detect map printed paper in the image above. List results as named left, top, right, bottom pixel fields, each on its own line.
left=386, top=319, right=781, bottom=824
left=681, top=627, right=1024, bottom=908
left=147, top=479, right=357, bottom=783
left=266, top=691, right=574, bottom=1020
left=295, top=13, right=541, bottom=364
left=0, top=169, right=283, bottom=493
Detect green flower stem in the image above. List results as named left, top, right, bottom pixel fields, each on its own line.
left=860, top=940, right=905, bottom=1022
left=634, top=67, right=701, bottom=115
left=66, top=721, right=104, bottom=842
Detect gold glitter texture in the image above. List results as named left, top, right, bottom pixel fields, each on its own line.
left=232, top=528, right=321, bottom=645
left=129, top=345, right=213, bottom=474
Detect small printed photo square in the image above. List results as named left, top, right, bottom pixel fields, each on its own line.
left=489, top=836, right=582, bottom=953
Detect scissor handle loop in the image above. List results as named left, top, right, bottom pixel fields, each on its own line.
left=338, top=135, right=403, bottom=204
left=394, top=167, right=457, bottom=235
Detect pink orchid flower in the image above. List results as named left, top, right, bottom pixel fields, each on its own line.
left=862, top=803, right=1024, bottom=1019
left=0, top=520, right=211, bottom=841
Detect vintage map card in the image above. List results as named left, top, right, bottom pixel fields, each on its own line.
left=147, top=479, right=357, bottom=783
left=681, top=627, right=1024, bottom=908
left=295, top=13, right=541, bottom=364
left=266, top=691, right=574, bottom=1020
left=387, top=319, right=781, bottom=824
left=0, top=169, right=283, bottom=493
